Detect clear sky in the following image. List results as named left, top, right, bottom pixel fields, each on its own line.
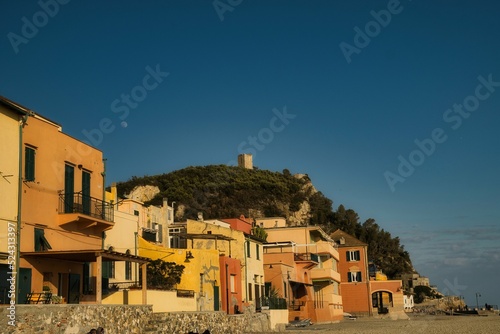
left=1, top=0, right=499, bottom=308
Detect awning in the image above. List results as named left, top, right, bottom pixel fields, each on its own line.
left=289, top=279, right=313, bottom=286
left=21, top=249, right=150, bottom=264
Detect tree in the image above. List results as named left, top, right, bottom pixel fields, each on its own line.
left=252, top=226, right=268, bottom=241
left=145, top=259, right=185, bottom=290
left=332, top=205, right=361, bottom=236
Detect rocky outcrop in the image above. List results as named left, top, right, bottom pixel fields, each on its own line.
left=125, top=185, right=160, bottom=202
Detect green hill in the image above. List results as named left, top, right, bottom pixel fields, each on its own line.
left=115, top=165, right=414, bottom=278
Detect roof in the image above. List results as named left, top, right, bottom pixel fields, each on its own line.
left=0, top=95, right=31, bottom=115
left=178, top=233, right=235, bottom=241
left=21, top=249, right=151, bottom=263
left=221, top=214, right=253, bottom=225
left=0, top=96, right=63, bottom=127
left=330, top=229, right=368, bottom=247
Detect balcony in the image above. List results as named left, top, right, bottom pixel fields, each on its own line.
left=294, top=252, right=319, bottom=263
left=310, top=267, right=341, bottom=283
left=58, top=193, right=114, bottom=232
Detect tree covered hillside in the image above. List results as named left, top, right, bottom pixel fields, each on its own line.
left=115, top=165, right=414, bottom=278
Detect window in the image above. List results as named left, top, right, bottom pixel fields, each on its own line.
left=142, top=229, right=157, bottom=242
left=248, top=283, right=252, bottom=301
left=283, top=281, right=287, bottom=298
left=314, top=285, right=324, bottom=309
left=348, top=271, right=362, bottom=282
left=256, top=244, right=260, bottom=260
left=333, top=281, right=340, bottom=295
left=83, top=262, right=91, bottom=294
left=346, top=250, right=361, bottom=262
left=82, top=170, right=91, bottom=215
left=125, top=261, right=132, bottom=280
left=103, top=261, right=115, bottom=279
left=157, top=224, right=163, bottom=243
left=34, top=228, right=52, bottom=251
left=133, top=210, right=139, bottom=216
left=246, top=241, right=251, bottom=258
left=25, top=146, right=36, bottom=181
left=64, top=164, right=74, bottom=213
left=230, top=274, right=236, bottom=293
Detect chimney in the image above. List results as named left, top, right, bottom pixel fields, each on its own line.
left=197, top=212, right=204, bottom=221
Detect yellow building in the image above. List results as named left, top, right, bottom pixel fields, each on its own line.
left=104, top=184, right=173, bottom=290
left=137, top=235, right=221, bottom=311
left=167, top=219, right=248, bottom=314
left=0, top=97, right=30, bottom=304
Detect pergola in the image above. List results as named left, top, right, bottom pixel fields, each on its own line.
left=21, top=249, right=151, bottom=304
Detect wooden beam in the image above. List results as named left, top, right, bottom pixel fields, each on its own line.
left=96, top=254, right=102, bottom=304
left=141, top=263, right=147, bottom=305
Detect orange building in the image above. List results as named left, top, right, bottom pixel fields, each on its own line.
left=3, top=97, right=149, bottom=305
left=331, top=229, right=405, bottom=317
left=263, top=225, right=343, bottom=323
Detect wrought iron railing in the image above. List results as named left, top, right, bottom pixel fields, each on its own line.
left=294, top=252, right=319, bottom=262
left=59, top=192, right=114, bottom=222
left=261, top=297, right=287, bottom=309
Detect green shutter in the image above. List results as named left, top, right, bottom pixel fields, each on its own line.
left=83, top=263, right=90, bottom=294
left=34, top=228, right=52, bottom=251
left=158, top=224, right=163, bottom=243
left=64, top=165, right=74, bottom=213
left=82, top=171, right=91, bottom=215
left=25, top=147, right=35, bottom=181
left=34, top=228, right=43, bottom=251
left=247, top=241, right=251, bottom=257
left=102, top=262, right=110, bottom=278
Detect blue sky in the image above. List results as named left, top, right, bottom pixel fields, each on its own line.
left=1, top=1, right=499, bottom=307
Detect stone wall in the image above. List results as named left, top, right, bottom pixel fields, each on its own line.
left=0, top=305, right=284, bottom=334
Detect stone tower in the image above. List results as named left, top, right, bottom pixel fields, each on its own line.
left=237, top=154, right=253, bottom=169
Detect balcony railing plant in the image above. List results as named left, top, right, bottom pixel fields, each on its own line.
left=59, top=192, right=114, bottom=222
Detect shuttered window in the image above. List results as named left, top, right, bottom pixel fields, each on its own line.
left=347, top=271, right=362, bottom=282
left=346, top=250, right=360, bottom=262
left=34, top=228, right=52, bottom=251
left=25, top=146, right=35, bottom=181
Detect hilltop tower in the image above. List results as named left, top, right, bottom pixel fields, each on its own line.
left=237, top=154, right=253, bottom=169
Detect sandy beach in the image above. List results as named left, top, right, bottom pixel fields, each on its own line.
left=248, top=314, right=500, bottom=334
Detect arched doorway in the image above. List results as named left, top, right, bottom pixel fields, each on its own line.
left=372, top=290, right=393, bottom=314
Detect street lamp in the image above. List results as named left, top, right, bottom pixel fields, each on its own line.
left=476, top=292, right=481, bottom=310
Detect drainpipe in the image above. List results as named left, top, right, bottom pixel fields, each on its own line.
left=244, top=238, right=248, bottom=303
left=365, top=245, right=372, bottom=316
left=15, top=113, right=29, bottom=303
left=134, top=232, right=138, bottom=285
left=225, top=263, right=229, bottom=314
left=101, top=158, right=107, bottom=249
